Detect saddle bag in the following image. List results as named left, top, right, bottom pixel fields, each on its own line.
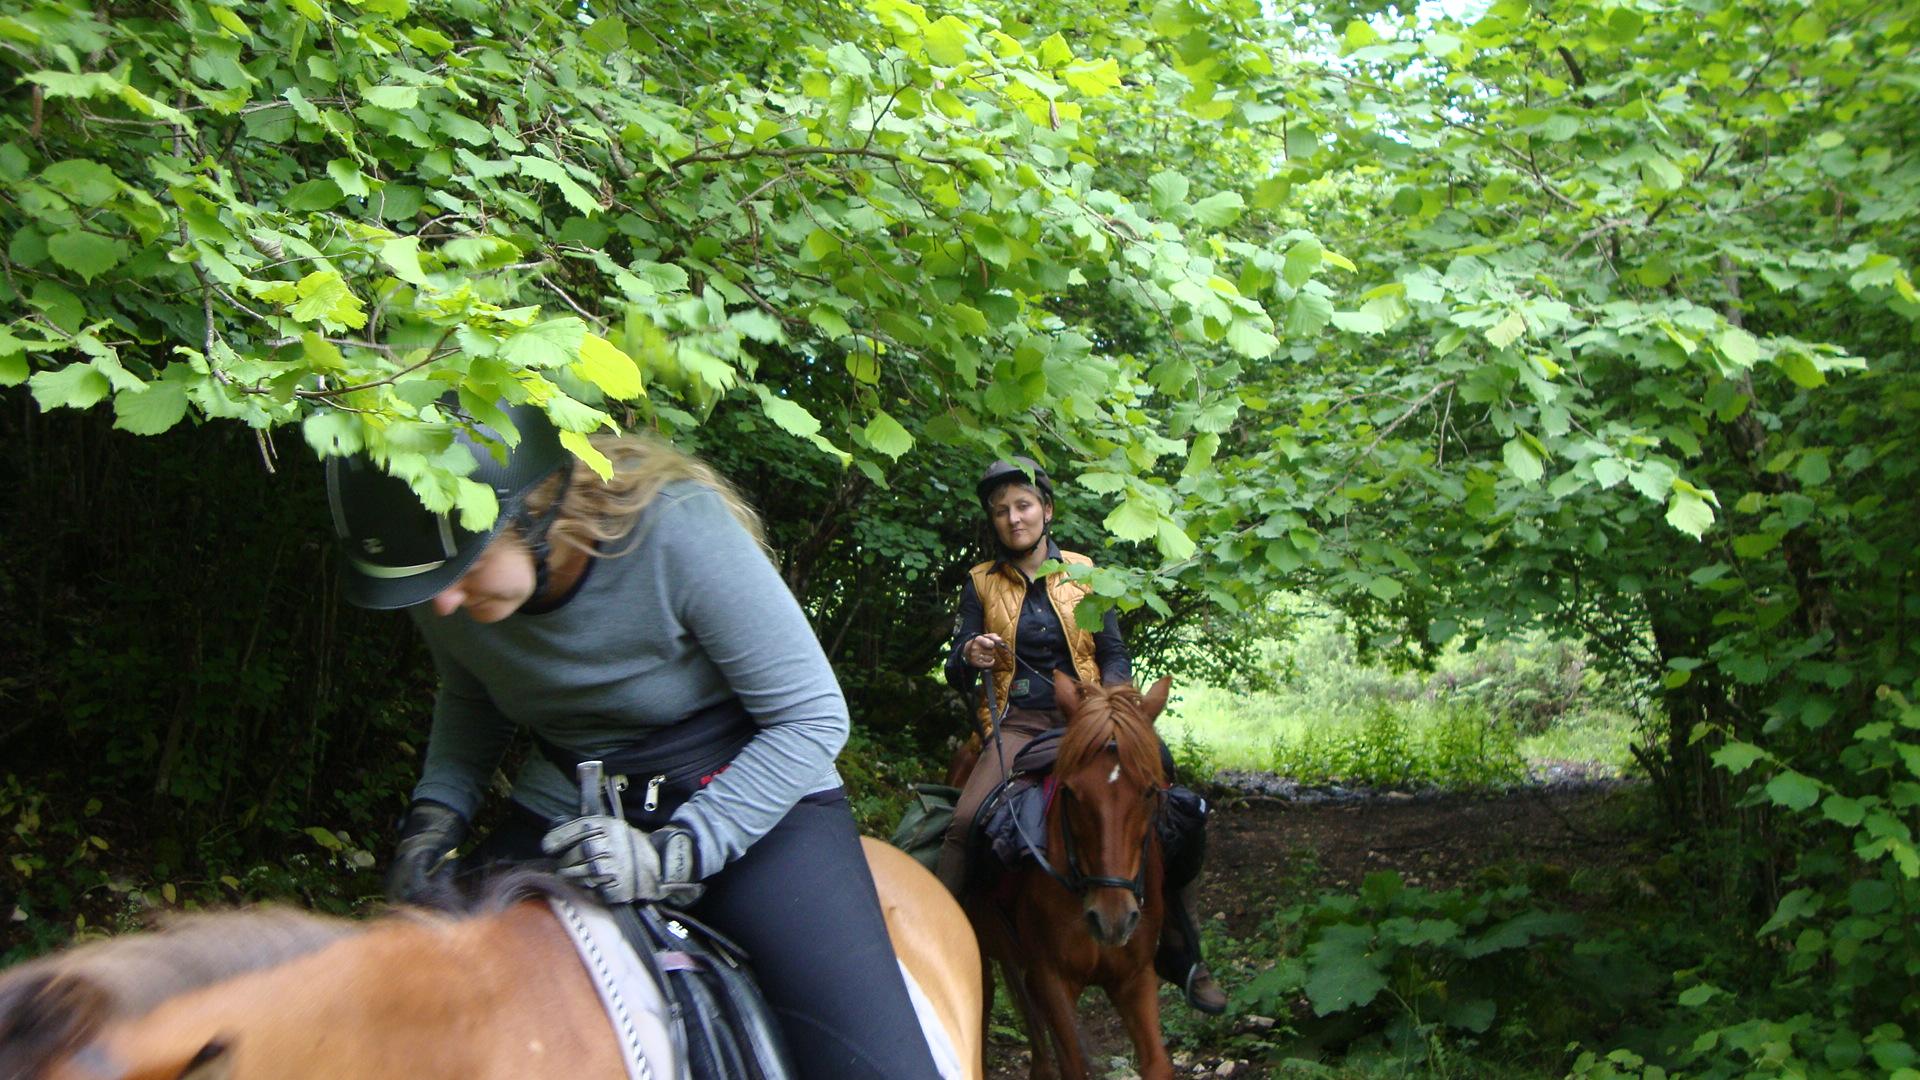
left=980, top=775, right=1048, bottom=867
left=890, top=783, right=961, bottom=871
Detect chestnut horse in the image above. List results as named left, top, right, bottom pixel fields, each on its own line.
left=964, top=672, right=1173, bottom=1080
left=0, top=838, right=979, bottom=1080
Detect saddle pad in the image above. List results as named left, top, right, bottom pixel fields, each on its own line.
left=549, top=897, right=676, bottom=1080
left=555, top=898, right=961, bottom=1080
left=899, top=958, right=964, bottom=1080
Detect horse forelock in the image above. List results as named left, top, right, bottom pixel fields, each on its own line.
left=1058, top=683, right=1164, bottom=788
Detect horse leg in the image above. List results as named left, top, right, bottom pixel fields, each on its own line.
left=968, top=897, right=1056, bottom=1080
left=976, top=934, right=996, bottom=1080
left=1023, top=963, right=1090, bottom=1080
left=1105, top=968, right=1173, bottom=1080
left=994, top=957, right=1057, bottom=1080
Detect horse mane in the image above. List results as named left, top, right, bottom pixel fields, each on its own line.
left=463, top=865, right=585, bottom=913
left=1057, top=681, right=1165, bottom=787
left=0, top=905, right=358, bottom=1077
left=0, top=868, right=583, bottom=1077
left=0, top=907, right=359, bottom=1024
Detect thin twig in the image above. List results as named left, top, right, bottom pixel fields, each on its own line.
left=654, top=142, right=963, bottom=181
left=536, top=273, right=607, bottom=328
left=1330, top=379, right=1455, bottom=493
left=292, top=325, right=457, bottom=400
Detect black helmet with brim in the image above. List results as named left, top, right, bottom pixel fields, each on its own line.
left=325, top=401, right=567, bottom=610
left=976, top=456, right=1053, bottom=508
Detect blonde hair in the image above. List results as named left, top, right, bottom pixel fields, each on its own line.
left=522, top=433, right=766, bottom=559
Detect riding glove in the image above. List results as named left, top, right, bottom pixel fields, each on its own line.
left=542, top=816, right=703, bottom=906
left=387, top=799, right=469, bottom=905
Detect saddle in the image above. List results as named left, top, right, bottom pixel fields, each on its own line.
left=972, top=733, right=1210, bottom=890
left=558, top=746, right=795, bottom=1080
left=549, top=894, right=775, bottom=1080
left=622, top=902, right=791, bottom=1080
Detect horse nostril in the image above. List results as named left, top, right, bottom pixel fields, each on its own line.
left=1084, top=909, right=1105, bottom=938
left=1121, top=909, right=1139, bottom=941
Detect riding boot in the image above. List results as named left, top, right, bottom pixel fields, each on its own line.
left=1155, top=880, right=1228, bottom=1015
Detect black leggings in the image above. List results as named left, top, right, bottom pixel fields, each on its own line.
left=472, top=790, right=944, bottom=1080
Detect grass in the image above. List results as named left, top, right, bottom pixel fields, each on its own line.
left=1161, top=618, right=1645, bottom=789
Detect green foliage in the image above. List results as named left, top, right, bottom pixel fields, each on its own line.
left=1166, top=607, right=1639, bottom=787
left=1568, top=1047, right=1671, bottom=1080
left=1637, top=683, right=1920, bottom=1079
left=0, top=0, right=1289, bottom=580
left=1241, top=872, right=1583, bottom=1067
left=2, top=770, right=383, bottom=966
left=4, top=0, right=1918, bottom=1072
left=1255, top=701, right=1526, bottom=791
left=833, top=720, right=928, bottom=837
left=0, top=414, right=408, bottom=959
left=1165, top=723, right=1223, bottom=789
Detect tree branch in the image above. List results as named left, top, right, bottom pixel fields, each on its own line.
left=1331, top=379, right=1456, bottom=493
left=653, top=142, right=963, bottom=184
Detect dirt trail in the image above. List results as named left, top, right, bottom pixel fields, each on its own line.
left=983, top=778, right=1644, bottom=1078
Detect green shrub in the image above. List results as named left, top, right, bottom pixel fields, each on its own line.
left=1257, top=702, right=1526, bottom=790
left=1242, top=872, right=1584, bottom=1067
left=1164, top=603, right=1640, bottom=788
left=1167, top=723, right=1224, bottom=788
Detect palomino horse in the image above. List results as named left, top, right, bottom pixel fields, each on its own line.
left=0, top=838, right=979, bottom=1080
left=966, top=672, right=1174, bottom=1080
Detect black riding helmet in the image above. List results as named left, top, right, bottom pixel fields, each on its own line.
left=325, top=400, right=570, bottom=610
left=975, top=456, right=1053, bottom=509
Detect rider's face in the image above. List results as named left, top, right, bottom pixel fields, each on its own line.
left=428, top=534, right=535, bottom=622
left=988, top=484, right=1051, bottom=551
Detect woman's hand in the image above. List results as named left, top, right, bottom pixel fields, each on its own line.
left=965, top=633, right=1006, bottom=670
left=541, top=816, right=703, bottom=906
left=387, top=800, right=469, bottom=906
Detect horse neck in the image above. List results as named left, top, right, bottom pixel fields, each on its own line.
left=78, top=902, right=622, bottom=1080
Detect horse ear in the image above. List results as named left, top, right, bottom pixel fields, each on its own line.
left=1052, top=669, right=1082, bottom=715
left=175, top=1038, right=235, bottom=1080
left=1141, top=677, right=1172, bottom=723
left=0, top=972, right=111, bottom=1080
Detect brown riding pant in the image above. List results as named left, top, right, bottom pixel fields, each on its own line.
left=934, top=706, right=1061, bottom=893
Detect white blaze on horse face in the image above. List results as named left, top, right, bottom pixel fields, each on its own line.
left=1108, top=763, right=1121, bottom=784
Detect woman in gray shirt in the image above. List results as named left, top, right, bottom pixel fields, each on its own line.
left=327, top=400, right=941, bottom=1080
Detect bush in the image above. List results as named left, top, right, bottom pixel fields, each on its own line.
left=1241, top=872, right=1587, bottom=1068
left=1261, top=702, right=1526, bottom=791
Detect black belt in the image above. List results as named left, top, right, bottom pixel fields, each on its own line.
left=532, top=697, right=757, bottom=827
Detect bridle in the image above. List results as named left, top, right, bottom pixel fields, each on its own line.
left=985, top=667, right=1163, bottom=901
left=1050, top=775, right=1163, bottom=902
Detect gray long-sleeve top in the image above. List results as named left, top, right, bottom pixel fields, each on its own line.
left=408, top=481, right=846, bottom=877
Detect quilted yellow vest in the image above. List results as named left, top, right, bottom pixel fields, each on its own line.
left=968, top=550, right=1100, bottom=732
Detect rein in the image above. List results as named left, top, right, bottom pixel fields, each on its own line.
left=985, top=669, right=1160, bottom=902
left=985, top=670, right=1081, bottom=897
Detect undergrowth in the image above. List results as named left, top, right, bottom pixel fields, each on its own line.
left=1164, top=610, right=1646, bottom=790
